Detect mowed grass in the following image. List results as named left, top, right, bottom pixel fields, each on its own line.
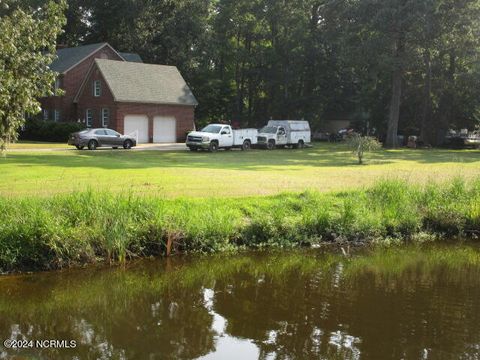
left=8, top=141, right=68, bottom=149
left=1, top=143, right=479, bottom=197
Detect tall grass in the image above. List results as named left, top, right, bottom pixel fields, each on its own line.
left=0, top=179, right=479, bottom=272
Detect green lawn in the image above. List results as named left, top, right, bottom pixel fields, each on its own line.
left=8, top=141, right=68, bottom=149
left=1, top=143, right=479, bottom=197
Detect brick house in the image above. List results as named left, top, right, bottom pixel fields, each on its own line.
left=40, top=43, right=197, bottom=143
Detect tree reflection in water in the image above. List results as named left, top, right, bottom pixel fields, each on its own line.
left=1, top=245, right=480, bottom=359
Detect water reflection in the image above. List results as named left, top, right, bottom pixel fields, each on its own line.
left=1, top=245, right=480, bottom=359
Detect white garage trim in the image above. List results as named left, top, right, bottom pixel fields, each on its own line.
left=124, top=115, right=149, bottom=143
left=153, top=116, right=176, bottom=143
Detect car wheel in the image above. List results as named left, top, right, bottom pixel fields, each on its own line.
left=267, top=140, right=275, bottom=150
left=209, top=141, right=218, bottom=152
left=242, top=140, right=251, bottom=151
left=75, top=145, right=84, bottom=150
left=298, top=140, right=305, bottom=149
left=123, top=140, right=133, bottom=149
left=88, top=140, right=97, bottom=150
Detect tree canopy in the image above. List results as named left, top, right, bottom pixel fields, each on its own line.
left=0, top=0, right=66, bottom=150
left=3, top=0, right=480, bottom=147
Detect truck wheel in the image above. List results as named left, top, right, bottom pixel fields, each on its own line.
left=209, top=141, right=218, bottom=152
left=267, top=140, right=275, bottom=150
left=242, top=140, right=251, bottom=151
left=88, top=140, right=97, bottom=150
left=297, top=140, right=305, bottom=149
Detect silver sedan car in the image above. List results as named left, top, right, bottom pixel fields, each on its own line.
left=68, top=128, right=137, bottom=150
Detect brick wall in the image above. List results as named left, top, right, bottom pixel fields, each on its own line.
left=116, top=103, right=195, bottom=142
left=40, top=45, right=122, bottom=122
left=76, top=67, right=117, bottom=129
left=77, top=63, right=196, bottom=142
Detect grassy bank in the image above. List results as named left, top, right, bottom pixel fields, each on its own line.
left=2, top=144, right=479, bottom=197
left=1, top=179, right=479, bottom=272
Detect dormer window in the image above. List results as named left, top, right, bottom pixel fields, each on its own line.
left=93, top=80, right=101, bottom=97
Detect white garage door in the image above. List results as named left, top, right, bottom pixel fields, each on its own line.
left=153, top=116, right=176, bottom=143
left=124, top=115, right=149, bottom=143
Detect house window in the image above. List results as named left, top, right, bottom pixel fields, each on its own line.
left=102, top=108, right=110, bottom=127
left=54, top=77, right=61, bottom=91
left=53, top=110, right=60, bottom=122
left=86, top=109, right=93, bottom=127
left=93, top=80, right=101, bottom=97
left=42, top=109, right=49, bottom=121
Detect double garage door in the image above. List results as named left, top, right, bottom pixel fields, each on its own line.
left=123, top=115, right=176, bottom=144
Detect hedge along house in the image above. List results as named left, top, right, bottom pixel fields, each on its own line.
left=74, top=59, right=198, bottom=143
left=40, top=43, right=197, bottom=143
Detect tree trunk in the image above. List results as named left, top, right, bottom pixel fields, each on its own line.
left=435, top=50, right=456, bottom=145
left=385, top=69, right=402, bottom=148
left=420, top=50, right=433, bottom=145
left=385, top=34, right=404, bottom=148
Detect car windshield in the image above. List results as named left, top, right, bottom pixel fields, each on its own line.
left=259, top=126, right=278, bottom=134
left=201, top=125, right=223, bottom=134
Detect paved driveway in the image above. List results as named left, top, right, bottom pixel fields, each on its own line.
left=135, top=143, right=187, bottom=151
left=8, top=143, right=188, bottom=152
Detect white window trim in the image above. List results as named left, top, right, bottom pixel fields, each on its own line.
left=94, top=80, right=101, bottom=97
left=101, top=108, right=109, bottom=128
left=86, top=109, right=93, bottom=127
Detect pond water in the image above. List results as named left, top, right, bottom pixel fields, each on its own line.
left=1, top=245, right=480, bottom=359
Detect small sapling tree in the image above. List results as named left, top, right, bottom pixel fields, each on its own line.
left=346, top=134, right=382, bottom=164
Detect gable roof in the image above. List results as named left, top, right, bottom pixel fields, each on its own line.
left=119, top=52, right=143, bottom=63
left=93, top=59, right=198, bottom=106
left=50, top=43, right=123, bottom=74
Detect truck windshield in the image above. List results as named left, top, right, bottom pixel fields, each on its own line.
left=201, top=125, right=223, bottom=133
left=259, top=126, right=278, bottom=134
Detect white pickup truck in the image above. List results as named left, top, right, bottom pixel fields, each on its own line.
left=186, top=124, right=258, bottom=152
left=257, top=120, right=311, bottom=149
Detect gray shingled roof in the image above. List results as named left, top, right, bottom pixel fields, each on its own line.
left=50, top=43, right=108, bottom=73
left=95, top=59, right=198, bottom=106
left=119, top=52, right=143, bottom=63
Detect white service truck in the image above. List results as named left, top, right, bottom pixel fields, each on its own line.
left=257, top=120, right=311, bottom=149
left=186, top=124, right=258, bottom=152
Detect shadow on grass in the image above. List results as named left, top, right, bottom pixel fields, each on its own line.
left=2, top=143, right=479, bottom=171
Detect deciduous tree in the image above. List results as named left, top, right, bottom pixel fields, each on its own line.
left=0, top=0, right=66, bottom=150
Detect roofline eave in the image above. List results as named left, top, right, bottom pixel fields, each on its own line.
left=61, top=43, right=125, bottom=75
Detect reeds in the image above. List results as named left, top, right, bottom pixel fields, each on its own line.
left=1, top=178, right=479, bottom=272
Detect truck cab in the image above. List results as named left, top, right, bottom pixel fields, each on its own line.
left=257, top=125, right=288, bottom=149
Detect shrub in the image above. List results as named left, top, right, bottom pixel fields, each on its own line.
left=346, top=134, right=382, bottom=164
left=20, top=118, right=85, bottom=142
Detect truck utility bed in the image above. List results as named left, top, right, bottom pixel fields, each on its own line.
left=233, top=129, right=258, bottom=145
